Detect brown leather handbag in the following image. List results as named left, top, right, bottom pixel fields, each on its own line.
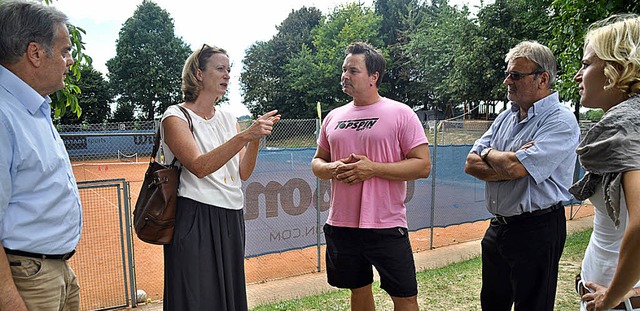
left=133, top=106, right=192, bottom=245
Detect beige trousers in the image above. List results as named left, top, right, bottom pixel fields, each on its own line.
left=8, top=254, right=80, bottom=311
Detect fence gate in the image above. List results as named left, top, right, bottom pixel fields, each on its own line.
left=69, top=179, right=137, bottom=311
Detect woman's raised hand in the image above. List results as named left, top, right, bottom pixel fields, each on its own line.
left=244, top=110, right=281, bottom=141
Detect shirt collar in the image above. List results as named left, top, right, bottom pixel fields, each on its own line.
left=509, top=91, right=559, bottom=119
left=0, top=65, right=50, bottom=115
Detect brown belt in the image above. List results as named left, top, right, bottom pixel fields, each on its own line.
left=576, top=275, right=640, bottom=310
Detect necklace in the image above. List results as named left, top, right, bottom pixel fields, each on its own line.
left=193, top=106, right=216, bottom=120
left=184, top=102, right=216, bottom=120
left=202, top=107, right=216, bottom=120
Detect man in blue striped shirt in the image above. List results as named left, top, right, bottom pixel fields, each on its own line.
left=465, top=41, right=580, bottom=311
left=0, top=1, right=82, bottom=310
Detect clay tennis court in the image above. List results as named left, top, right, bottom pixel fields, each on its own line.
left=67, top=160, right=594, bottom=310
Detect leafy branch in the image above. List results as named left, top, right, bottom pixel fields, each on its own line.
left=44, top=0, right=92, bottom=119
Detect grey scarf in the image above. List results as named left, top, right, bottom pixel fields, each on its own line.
left=569, top=95, right=640, bottom=226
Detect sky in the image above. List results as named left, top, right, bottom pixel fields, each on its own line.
left=51, top=0, right=485, bottom=117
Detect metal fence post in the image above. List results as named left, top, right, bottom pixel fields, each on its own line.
left=122, top=181, right=137, bottom=308
left=316, top=118, right=322, bottom=273
left=430, top=120, right=438, bottom=250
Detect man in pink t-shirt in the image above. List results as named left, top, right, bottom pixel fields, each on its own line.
left=312, top=42, right=431, bottom=311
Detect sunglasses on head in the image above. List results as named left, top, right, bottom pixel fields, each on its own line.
left=504, top=71, right=544, bottom=81
left=195, top=43, right=210, bottom=68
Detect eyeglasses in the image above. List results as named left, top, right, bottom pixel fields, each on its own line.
left=504, top=71, right=544, bottom=81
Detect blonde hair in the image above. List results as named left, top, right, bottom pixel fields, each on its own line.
left=585, top=14, right=640, bottom=96
left=505, top=41, right=557, bottom=87
left=181, top=44, right=228, bottom=102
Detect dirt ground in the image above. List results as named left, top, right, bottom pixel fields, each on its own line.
left=69, top=161, right=595, bottom=310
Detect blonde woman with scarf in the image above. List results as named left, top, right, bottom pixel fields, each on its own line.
left=571, top=14, right=640, bottom=311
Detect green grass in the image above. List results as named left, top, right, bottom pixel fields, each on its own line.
left=250, top=229, right=593, bottom=311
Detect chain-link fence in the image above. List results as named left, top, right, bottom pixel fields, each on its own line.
left=426, top=119, right=491, bottom=146
left=68, top=179, right=136, bottom=311
left=61, top=116, right=589, bottom=308
left=58, top=121, right=156, bottom=162
left=57, top=120, right=157, bottom=132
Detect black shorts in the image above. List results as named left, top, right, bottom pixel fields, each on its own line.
left=323, top=224, right=418, bottom=297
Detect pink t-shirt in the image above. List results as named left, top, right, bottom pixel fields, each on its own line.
left=317, top=97, right=428, bottom=229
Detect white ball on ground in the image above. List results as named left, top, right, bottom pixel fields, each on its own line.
left=136, top=289, right=147, bottom=303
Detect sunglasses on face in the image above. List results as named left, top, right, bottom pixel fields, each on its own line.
left=504, top=71, right=544, bottom=81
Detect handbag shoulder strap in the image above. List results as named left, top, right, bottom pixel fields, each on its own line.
left=176, top=105, right=194, bottom=133
left=150, top=105, right=195, bottom=165
left=169, top=105, right=194, bottom=166
left=150, top=128, right=162, bottom=164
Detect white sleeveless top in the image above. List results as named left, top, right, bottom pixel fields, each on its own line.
left=159, top=104, right=243, bottom=210
left=581, top=184, right=640, bottom=288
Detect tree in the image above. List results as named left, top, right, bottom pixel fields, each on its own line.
left=107, top=0, right=191, bottom=120
left=585, top=109, right=604, bottom=121
left=241, top=7, right=323, bottom=118
left=111, top=102, right=135, bottom=122
left=403, top=0, right=474, bottom=116
left=550, top=0, right=640, bottom=118
left=374, top=0, right=422, bottom=106
left=241, top=41, right=276, bottom=117
left=242, top=3, right=382, bottom=118
left=44, top=0, right=92, bottom=119
left=453, top=0, right=553, bottom=118
left=58, top=66, right=112, bottom=124
left=286, top=3, right=383, bottom=112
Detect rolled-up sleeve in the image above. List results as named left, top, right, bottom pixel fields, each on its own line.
left=471, top=112, right=509, bottom=155
left=516, top=117, right=580, bottom=184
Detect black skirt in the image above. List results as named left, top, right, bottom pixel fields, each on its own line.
left=163, top=197, right=247, bottom=311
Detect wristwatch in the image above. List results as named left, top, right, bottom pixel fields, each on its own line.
left=480, top=147, right=493, bottom=161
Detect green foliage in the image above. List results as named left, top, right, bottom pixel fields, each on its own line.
left=584, top=109, right=604, bottom=121
left=44, top=0, right=92, bottom=119
left=376, top=0, right=420, bottom=45
left=288, top=3, right=384, bottom=112
left=462, top=0, right=553, bottom=118
left=111, top=102, right=135, bottom=122
left=241, top=7, right=323, bottom=118
left=242, top=3, right=383, bottom=118
left=107, top=0, right=191, bottom=121
left=403, top=1, right=474, bottom=115
left=241, top=41, right=276, bottom=116
left=58, top=65, right=112, bottom=124
left=550, top=0, right=640, bottom=108
left=239, top=0, right=638, bottom=121
left=375, top=0, right=423, bottom=106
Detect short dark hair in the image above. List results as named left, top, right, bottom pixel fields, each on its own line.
left=0, top=0, right=68, bottom=65
left=345, top=42, right=386, bottom=88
